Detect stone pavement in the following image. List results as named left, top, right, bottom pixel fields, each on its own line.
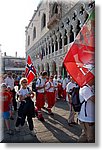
left=1, top=100, right=82, bottom=143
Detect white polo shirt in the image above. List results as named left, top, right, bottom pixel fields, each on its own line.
left=57, top=78, right=63, bottom=84
left=66, top=82, right=77, bottom=93
left=45, top=81, right=54, bottom=92
left=78, top=85, right=95, bottom=123
left=4, top=77, right=14, bottom=90
left=36, top=77, right=45, bottom=93
left=19, top=88, right=29, bottom=97
left=53, top=78, right=58, bottom=90
left=62, top=78, right=70, bottom=90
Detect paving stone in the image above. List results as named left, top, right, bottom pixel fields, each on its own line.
left=2, top=100, right=82, bottom=143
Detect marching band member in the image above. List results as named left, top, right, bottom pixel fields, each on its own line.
left=53, top=75, right=58, bottom=101
left=57, top=75, right=63, bottom=99
left=36, top=71, right=47, bottom=121
left=45, top=76, right=55, bottom=115
left=62, top=75, right=70, bottom=101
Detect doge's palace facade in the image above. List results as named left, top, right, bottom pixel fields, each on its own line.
left=25, top=0, right=95, bottom=76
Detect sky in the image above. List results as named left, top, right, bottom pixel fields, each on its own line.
left=0, top=0, right=41, bottom=58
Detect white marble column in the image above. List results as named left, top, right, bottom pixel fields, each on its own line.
left=56, top=32, right=60, bottom=51
left=61, top=33, right=65, bottom=53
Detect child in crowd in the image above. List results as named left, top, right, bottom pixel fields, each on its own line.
left=7, top=86, right=14, bottom=120
left=1, top=83, right=12, bottom=134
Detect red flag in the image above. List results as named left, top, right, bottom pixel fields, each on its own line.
left=63, top=9, right=95, bottom=87
left=25, top=55, right=36, bottom=84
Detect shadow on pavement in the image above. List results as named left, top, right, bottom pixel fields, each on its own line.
left=42, top=120, right=77, bottom=143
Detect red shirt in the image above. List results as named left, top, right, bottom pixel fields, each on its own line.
left=1, top=91, right=11, bottom=112
left=8, top=91, right=13, bottom=102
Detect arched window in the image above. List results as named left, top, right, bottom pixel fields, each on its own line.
left=59, top=33, right=62, bottom=49
left=52, top=39, right=54, bottom=53
left=76, top=20, right=81, bottom=36
left=69, top=25, right=74, bottom=43
left=42, top=47, right=45, bottom=57
left=55, top=36, right=58, bottom=51
left=52, top=2, right=58, bottom=17
left=49, top=43, right=51, bottom=54
left=28, top=35, right=30, bottom=46
left=33, top=27, right=36, bottom=40
left=46, top=43, right=48, bottom=55
left=79, top=6, right=84, bottom=15
left=41, top=13, right=46, bottom=30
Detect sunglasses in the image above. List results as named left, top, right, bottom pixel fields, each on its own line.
left=22, top=81, right=27, bottom=83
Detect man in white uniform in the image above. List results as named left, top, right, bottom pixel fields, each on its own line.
left=36, top=71, right=47, bottom=121
left=66, top=78, right=78, bottom=126
left=53, top=75, right=58, bottom=101
left=78, top=79, right=95, bottom=143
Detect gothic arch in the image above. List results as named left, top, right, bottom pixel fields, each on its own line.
left=69, top=25, right=74, bottom=43
left=41, top=13, right=46, bottom=30
left=64, top=29, right=68, bottom=45
left=59, top=32, right=62, bottom=49
left=52, top=2, right=58, bottom=16
left=76, top=20, right=81, bottom=36
left=51, top=38, right=54, bottom=53
left=33, top=27, right=36, bottom=40
left=55, top=35, right=58, bottom=51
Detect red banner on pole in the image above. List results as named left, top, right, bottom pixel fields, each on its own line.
left=63, top=9, right=95, bottom=87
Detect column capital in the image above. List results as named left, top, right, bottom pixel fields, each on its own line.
left=59, top=29, right=65, bottom=38
left=56, top=32, right=61, bottom=40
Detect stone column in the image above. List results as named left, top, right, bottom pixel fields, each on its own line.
left=66, top=29, right=70, bottom=45
left=49, top=38, right=52, bottom=55
left=39, top=43, right=42, bottom=61
left=53, top=40, right=56, bottom=57
left=56, top=32, right=60, bottom=51
left=44, top=63, right=46, bottom=71
left=72, top=18, right=79, bottom=39
left=72, top=25, right=76, bottom=40
left=47, top=41, right=49, bottom=55
left=64, top=24, right=71, bottom=45
left=49, top=62, right=53, bottom=76
left=52, top=35, right=56, bottom=57
left=61, top=31, right=65, bottom=54
left=43, top=44, right=46, bottom=57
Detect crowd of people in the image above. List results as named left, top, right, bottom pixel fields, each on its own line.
left=0, top=70, right=95, bottom=142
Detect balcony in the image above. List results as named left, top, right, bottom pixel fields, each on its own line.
left=34, top=44, right=72, bottom=63
left=47, top=13, right=60, bottom=29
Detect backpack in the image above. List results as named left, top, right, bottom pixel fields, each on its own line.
left=46, top=81, right=52, bottom=91
left=32, top=79, right=37, bottom=92
left=71, top=87, right=87, bottom=116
